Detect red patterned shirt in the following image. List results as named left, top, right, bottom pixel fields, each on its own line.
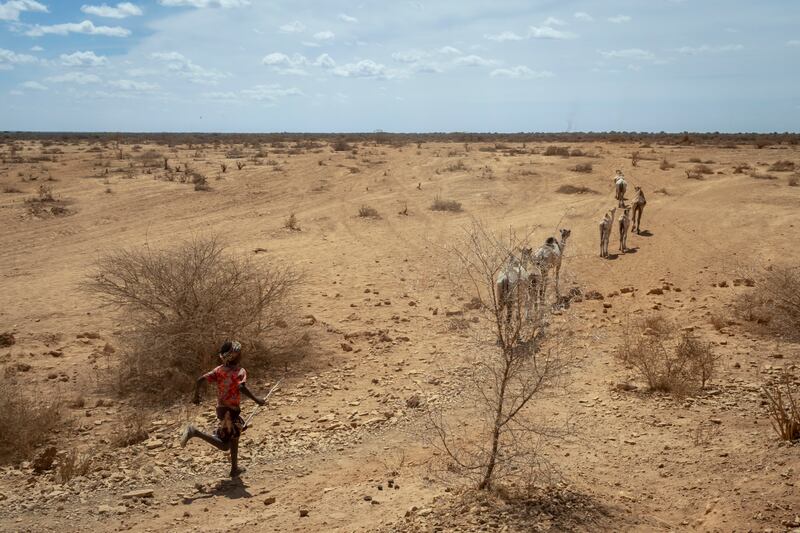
left=203, top=364, right=247, bottom=408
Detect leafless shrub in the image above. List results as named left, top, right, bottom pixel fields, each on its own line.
left=135, top=150, right=164, bottom=168
left=631, top=151, right=640, bottom=167
left=750, top=171, right=778, bottom=180
left=191, top=171, right=210, bottom=191
left=332, top=139, right=352, bottom=152
left=768, top=160, right=795, bottom=172
left=709, top=313, right=728, bottom=331
left=284, top=212, right=300, bottom=231
left=236, top=161, right=245, bottom=171
left=693, top=164, right=714, bottom=175
left=220, top=163, right=227, bottom=173
left=616, top=315, right=717, bottom=395
left=543, top=146, right=570, bottom=157
left=428, top=221, right=572, bottom=492
left=789, top=175, right=799, bottom=187
left=732, top=163, right=751, bottom=174
left=443, top=160, right=467, bottom=172
left=556, top=184, right=597, bottom=194
left=358, top=205, right=380, bottom=218
left=686, top=170, right=704, bottom=180
left=659, top=158, right=674, bottom=171
left=431, top=195, right=463, bottom=212
left=111, top=411, right=149, bottom=447
left=55, top=449, right=93, bottom=483
left=735, top=265, right=800, bottom=338
left=2, top=185, right=22, bottom=193
left=0, top=375, right=61, bottom=464
left=569, top=163, right=593, bottom=173
left=763, top=372, right=800, bottom=441
left=82, top=237, right=301, bottom=404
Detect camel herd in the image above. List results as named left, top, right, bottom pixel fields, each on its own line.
left=497, top=169, right=647, bottom=320
left=601, top=170, right=646, bottom=257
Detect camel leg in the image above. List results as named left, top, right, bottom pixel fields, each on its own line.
left=638, top=208, right=644, bottom=234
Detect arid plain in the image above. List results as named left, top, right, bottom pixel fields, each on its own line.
left=1, top=135, right=799, bottom=532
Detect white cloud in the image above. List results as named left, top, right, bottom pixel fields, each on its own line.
left=22, top=80, right=47, bottom=90
left=60, top=50, right=108, bottom=66
left=332, top=59, right=395, bottom=79
left=203, top=84, right=302, bottom=103
left=438, top=46, right=461, bottom=55
left=674, top=44, right=743, bottom=54
left=313, top=30, right=334, bottom=40
left=279, top=20, right=305, bottom=33
left=151, top=51, right=227, bottom=84
left=47, top=72, right=103, bottom=84
left=391, top=49, right=428, bottom=63
left=453, top=54, right=498, bottom=67
left=26, top=20, right=131, bottom=37
left=30, top=45, right=43, bottom=51
left=0, top=0, right=47, bottom=21
left=490, top=66, right=554, bottom=79
left=785, top=40, right=800, bottom=47
left=261, top=52, right=335, bottom=74
left=314, top=53, right=335, bottom=68
left=338, top=13, right=357, bottom=23
left=528, top=26, right=576, bottom=39
left=608, top=15, right=631, bottom=23
left=9, top=89, right=23, bottom=95
left=484, top=31, right=524, bottom=42
left=542, top=17, right=566, bottom=26
left=81, top=2, right=142, bottom=18
left=126, top=67, right=156, bottom=76
left=159, top=0, right=249, bottom=7
left=574, top=11, right=592, bottom=21
left=108, top=79, right=159, bottom=91
left=0, top=48, right=39, bottom=69
left=599, top=48, right=655, bottom=61
left=300, top=41, right=319, bottom=48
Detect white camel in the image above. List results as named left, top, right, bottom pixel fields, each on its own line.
left=599, top=207, right=616, bottom=258
left=619, top=206, right=631, bottom=253
left=496, top=248, right=539, bottom=322
left=631, top=186, right=646, bottom=234
left=613, top=170, right=627, bottom=208
left=533, top=228, right=571, bottom=303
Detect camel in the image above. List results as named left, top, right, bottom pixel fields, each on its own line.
left=619, top=206, right=631, bottom=253
left=631, top=186, right=646, bottom=234
left=599, top=207, right=616, bottom=258
left=614, top=170, right=627, bottom=208
left=496, top=248, right=540, bottom=322
left=533, top=228, right=571, bottom=303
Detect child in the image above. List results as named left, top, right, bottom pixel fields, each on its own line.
left=180, top=340, right=266, bottom=478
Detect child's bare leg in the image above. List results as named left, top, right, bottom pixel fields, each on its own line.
left=182, top=425, right=230, bottom=451
left=229, top=437, right=244, bottom=477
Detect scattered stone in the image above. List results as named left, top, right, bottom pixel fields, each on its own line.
left=341, top=343, right=353, bottom=352
left=363, top=495, right=372, bottom=501
left=32, top=446, right=57, bottom=473
left=0, top=332, right=15, bottom=347
left=264, top=496, right=276, bottom=506
left=122, top=489, right=154, bottom=499
left=406, top=394, right=423, bottom=408
left=647, top=288, right=664, bottom=295
left=299, top=509, right=309, bottom=517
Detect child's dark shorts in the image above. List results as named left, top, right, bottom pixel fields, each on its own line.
left=215, top=406, right=244, bottom=443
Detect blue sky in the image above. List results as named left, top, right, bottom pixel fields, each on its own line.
left=0, top=0, right=798, bottom=132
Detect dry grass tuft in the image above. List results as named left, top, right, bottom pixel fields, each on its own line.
left=0, top=376, right=61, bottom=464
left=430, top=195, right=463, bottom=212
left=55, top=449, right=93, bottom=483
left=111, top=411, right=149, bottom=447
left=768, top=160, right=795, bottom=172
left=735, top=265, right=800, bottom=338
left=543, top=146, right=570, bottom=157
left=763, top=372, right=800, bottom=441
left=659, top=158, right=675, bottom=171
left=749, top=171, right=778, bottom=180
left=556, top=184, right=598, bottom=195
left=569, top=163, right=593, bottom=173
left=284, top=212, right=300, bottom=231
left=358, top=205, right=380, bottom=218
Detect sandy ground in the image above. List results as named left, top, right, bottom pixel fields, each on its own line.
left=0, top=138, right=799, bottom=532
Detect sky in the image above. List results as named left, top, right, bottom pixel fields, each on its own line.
left=0, top=0, right=798, bottom=132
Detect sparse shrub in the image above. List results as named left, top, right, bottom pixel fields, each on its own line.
left=220, top=163, right=227, bottom=173
left=750, top=171, right=778, bottom=180
left=55, top=449, right=93, bottom=483
left=443, top=160, right=467, bottom=172
left=689, top=157, right=702, bottom=163
left=659, top=158, right=674, bottom=171
left=236, top=161, right=245, bottom=171
left=105, top=187, right=113, bottom=194
left=0, top=375, right=61, bottom=464
left=735, top=265, right=800, bottom=338
left=556, top=184, right=597, bottom=194
left=693, top=164, right=714, bottom=175
left=111, top=411, right=149, bottom=447
left=685, top=170, right=704, bottom=180
left=36, top=184, right=54, bottom=202
left=733, top=163, right=751, bottom=174
left=709, top=313, right=728, bottom=331
left=569, top=163, right=593, bottom=173
left=284, top=213, right=300, bottom=231
left=430, top=195, right=462, bottom=212
left=763, top=372, right=800, bottom=441
left=332, top=139, right=352, bottom=152
left=569, top=148, right=586, bottom=157
left=136, top=150, right=164, bottom=168
left=82, top=237, right=301, bottom=404
left=616, top=315, right=716, bottom=395
left=358, top=205, right=380, bottom=218
left=789, top=175, right=799, bottom=187
left=191, top=172, right=209, bottom=191
left=543, top=146, right=570, bottom=157
left=2, top=185, right=22, bottom=193
left=631, top=151, right=640, bottom=167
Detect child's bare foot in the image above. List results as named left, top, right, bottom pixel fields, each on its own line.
left=229, top=466, right=246, bottom=478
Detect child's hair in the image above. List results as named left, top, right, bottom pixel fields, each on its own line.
left=219, top=340, right=242, bottom=364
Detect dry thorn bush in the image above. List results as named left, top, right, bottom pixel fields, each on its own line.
left=284, top=212, right=300, bottom=231
left=556, top=184, right=597, bottom=195
left=0, top=375, right=61, bottom=464
left=763, top=372, right=800, bottom=441
left=616, top=314, right=719, bottom=395
left=358, top=205, right=380, bottom=218
left=735, top=265, right=800, bottom=339
left=569, top=163, right=593, bottom=173
left=55, top=449, right=93, bottom=484
left=430, top=195, right=463, bottom=212
left=111, top=410, right=150, bottom=447
left=83, top=236, right=302, bottom=404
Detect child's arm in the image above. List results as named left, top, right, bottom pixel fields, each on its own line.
left=239, top=383, right=265, bottom=406
left=191, top=376, right=206, bottom=404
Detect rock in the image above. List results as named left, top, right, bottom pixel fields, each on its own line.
left=363, top=495, right=372, bottom=501
left=340, top=343, right=353, bottom=352
left=418, top=508, right=433, bottom=517
left=299, top=509, right=309, bottom=517
left=584, top=290, right=604, bottom=301
left=406, top=394, right=423, bottom=408
left=32, top=446, right=57, bottom=473
left=102, top=343, right=116, bottom=354
left=0, top=332, right=15, bottom=347
left=145, top=439, right=164, bottom=450
left=603, top=303, right=612, bottom=309
left=647, top=288, right=664, bottom=295
left=263, top=496, right=276, bottom=506
left=97, top=504, right=115, bottom=514
left=122, top=489, right=153, bottom=499
left=620, top=287, right=634, bottom=294
left=14, top=362, right=31, bottom=372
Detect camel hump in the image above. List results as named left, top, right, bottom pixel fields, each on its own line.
left=545, top=237, right=557, bottom=245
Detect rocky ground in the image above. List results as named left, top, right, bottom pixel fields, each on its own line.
left=1, top=137, right=799, bottom=531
